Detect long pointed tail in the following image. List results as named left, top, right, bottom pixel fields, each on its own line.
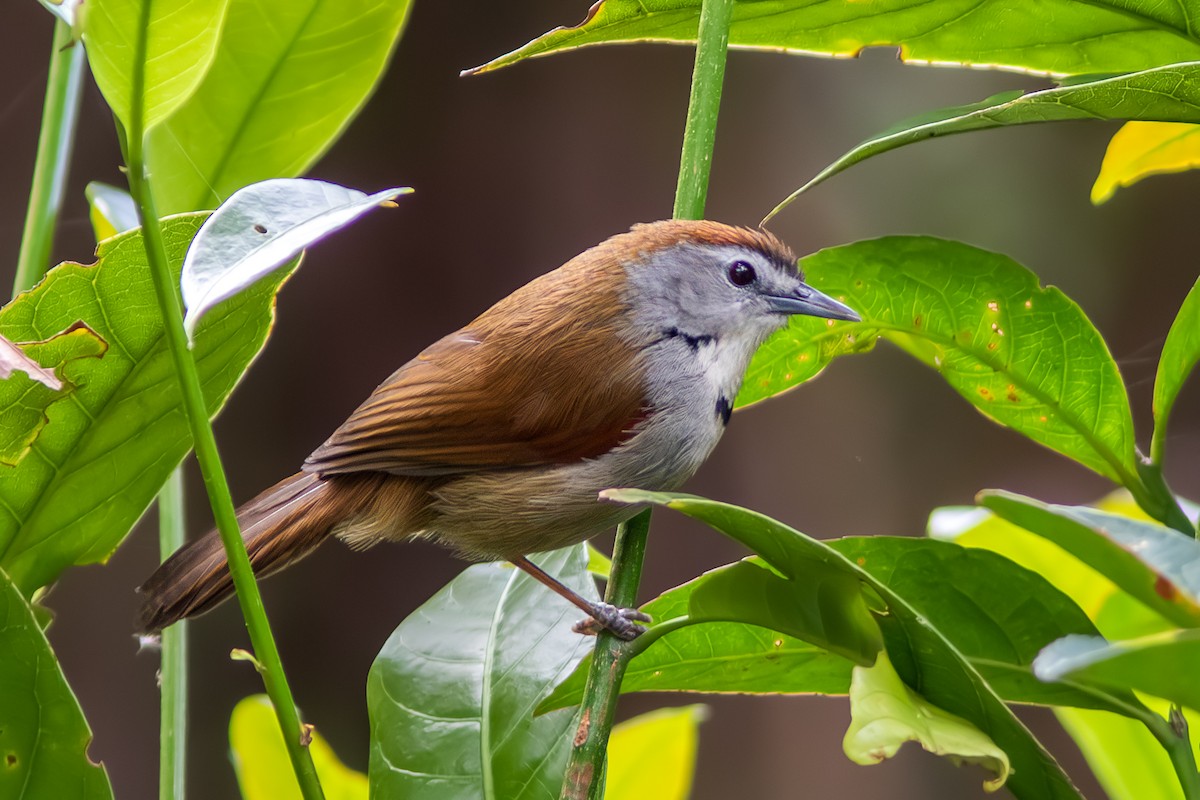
left=136, top=472, right=334, bottom=633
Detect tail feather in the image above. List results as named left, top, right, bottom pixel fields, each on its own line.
left=136, top=472, right=332, bottom=633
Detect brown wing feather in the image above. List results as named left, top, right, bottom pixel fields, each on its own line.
left=304, top=250, right=647, bottom=477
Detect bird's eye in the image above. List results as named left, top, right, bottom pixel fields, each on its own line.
left=727, top=260, right=756, bottom=286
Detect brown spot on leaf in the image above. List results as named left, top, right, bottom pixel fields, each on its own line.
left=5, top=753, right=16, bottom=768
left=979, top=387, right=994, bottom=401
left=1006, top=385, right=1020, bottom=402
left=913, top=315, right=922, bottom=328
left=1155, top=575, right=1178, bottom=601
left=253, top=224, right=268, bottom=234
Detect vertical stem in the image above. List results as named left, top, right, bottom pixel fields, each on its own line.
left=562, top=1, right=735, bottom=796
left=157, top=469, right=188, bottom=800
left=119, top=16, right=323, bottom=786
left=673, top=0, right=735, bottom=221
left=14, top=19, right=86, bottom=295
left=562, top=511, right=650, bottom=800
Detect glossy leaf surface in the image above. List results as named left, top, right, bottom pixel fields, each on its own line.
left=368, top=546, right=594, bottom=799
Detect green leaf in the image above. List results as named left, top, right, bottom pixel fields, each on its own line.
left=543, top=535, right=1128, bottom=715
left=230, top=695, right=366, bottom=800
left=146, top=0, right=414, bottom=214
left=468, top=0, right=1200, bottom=78
left=0, top=324, right=107, bottom=467
left=1056, top=706, right=1185, bottom=800
left=1093, top=122, right=1200, bottom=204
left=1152, top=275, right=1200, bottom=465
left=83, top=0, right=229, bottom=133
left=1035, top=630, right=1200, bottom=713
left=844, top=651, right=1011, bottom=792
left=606, top=706, right=705, bottom=800
left=741, top=237, right=1138, bottom=485
left=980, top=491, right=1200, bottom=628
left=182, top=179, right=410, bottom=339
left=85, top=182, right=139, bottom=241
left=770, top=63, right=1200, bottom=214
left=0, top=215, right=294, bottom=595
left=0, top=566, right=112, bottom=800
left=367, top=546, right=595, bottom=799
left=604, top=490, right=1084, bottom=800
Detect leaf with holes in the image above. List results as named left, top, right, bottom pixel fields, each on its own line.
left=0, top=566, right=112, bottom=799
left=0, top=214, right=294, bottom=596
left=468, top=0, right=1200, bottom=78
left=367, top=546, right=595, bottom=799
left=147, top=0, right=413, bottom=214
left=181, top=179, right=410, bottom=340
left=0, top=324, right=107, bottom=468
left=740, top=237, right=1137, bottom=485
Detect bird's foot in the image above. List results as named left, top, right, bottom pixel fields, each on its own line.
left=572, top=602, right=651, bottom=640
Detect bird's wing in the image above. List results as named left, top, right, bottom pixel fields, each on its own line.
left=303, top=276, right=647, bottom=477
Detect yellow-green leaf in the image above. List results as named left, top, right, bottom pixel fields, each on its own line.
left=1092, top=122, right=1200, bottom=204
left=844, top=651, right=1011, bottom=792
left=230, top=695, right=366, bottom=800
left=606, top=706, right=706, bottom=800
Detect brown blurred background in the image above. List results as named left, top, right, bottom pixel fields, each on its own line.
left=4, top=2, right=1199, bottom=798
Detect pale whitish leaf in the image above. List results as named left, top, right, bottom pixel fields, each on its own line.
left=181, top=179, right=411, bottom=340
left=85, top=182, right=140, bottom=241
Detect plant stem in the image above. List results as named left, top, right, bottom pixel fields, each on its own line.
left=1144, top=708, right=1200, bottom=799
left=561, top=511, right=650, bottom=800
left=673, top=0, right=735, bottom=221
left=14, top=19, right=86, bottom=296
left=562, top=1, right=735, bottom=795
left=157, top=468, right=188, bottom=800
left=120, top=29, right=324, bottom=792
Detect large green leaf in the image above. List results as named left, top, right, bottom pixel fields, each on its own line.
left=1036, top=630, right=1200, bottom=713
left=367, top=546, right=595, bottom=800
left=0, top=215, right=293, bottom=595
left=1152, top=275, right=1200, bottom=464
left=606, top=706, right=705, bottom=800
left=230, top=695, right=366, bottom=800
left=741, top=237, right=1138, bottom=485
left=147, top=0, right=413, bottom=214
left=0, top=325, right=107, bottom=468
left=601, top=491, right=1084, bottom=800
left=0, top=566, right=112, bottom=800
left=543, top=536, right=1127, bottom=715
left=1056, top=706, right=1186, bottom=800
left=980, top=491, right=1200, bottom=628
left=770, top=62, right=1200, bottom=213
left=83, top=0, right=229, bottom=133
left=469, top=0, right=1200, bottom=78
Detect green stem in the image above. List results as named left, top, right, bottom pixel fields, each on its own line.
left=561, top=511, right=651, bottom=800
left=119, top=17, right=323, bottom=792
left=1144, top=707, right=1200, bottom=799
left=673, top=0, right=735, bottom=221
left=157, top=469, right=188, bottom=800
left=562, top=3, right=735, bottom=795
left=1133, top=460, right=1194, bottom=537
left=14, top=20, right=86, bottom=296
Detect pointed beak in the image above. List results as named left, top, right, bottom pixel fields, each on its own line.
left=766, top=283, right=860, bottom=322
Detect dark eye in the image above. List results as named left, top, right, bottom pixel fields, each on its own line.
left=727, top=260, right=756, bottom=286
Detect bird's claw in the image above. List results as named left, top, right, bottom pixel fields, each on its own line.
left=573, top=602, right=651, bottom=640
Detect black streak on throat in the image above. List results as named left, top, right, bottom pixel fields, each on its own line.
left=662, top=326, right=714, bottom=352
left=716, top=395, right=732, bottom=426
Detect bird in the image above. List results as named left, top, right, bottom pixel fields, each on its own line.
left=136, top=220, right=859, bottom=639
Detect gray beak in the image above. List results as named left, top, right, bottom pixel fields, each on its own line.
left=766, top=283, right=860, bottom=322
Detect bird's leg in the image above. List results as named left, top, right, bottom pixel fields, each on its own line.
left=510, top=556, right=650, bottom=641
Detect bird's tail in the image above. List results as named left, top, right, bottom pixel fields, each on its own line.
left=136, top=471, right=342, bottom=633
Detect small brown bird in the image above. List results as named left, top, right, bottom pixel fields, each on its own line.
left=137, top=220, right=858, bottom=639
